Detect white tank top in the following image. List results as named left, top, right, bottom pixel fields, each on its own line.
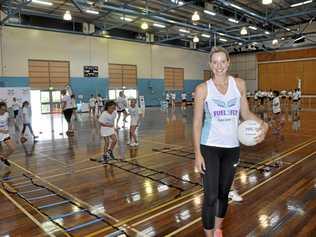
left=200, top=76, right=241, bottom=148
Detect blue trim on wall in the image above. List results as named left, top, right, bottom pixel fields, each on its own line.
left=137, top=79, right=164, bottom=107
left=184, top=80, right=203, bottom=100
left=0, top=77, right=29, bottom=87
left=137, top=78, right=203, bottom=106
left=70, top=77, right=108, bottom=102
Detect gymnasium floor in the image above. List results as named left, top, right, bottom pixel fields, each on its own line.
left=1, top=102, right=316, bottom=237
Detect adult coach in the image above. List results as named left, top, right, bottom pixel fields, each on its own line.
left=193, top=46, right=268, bottom=237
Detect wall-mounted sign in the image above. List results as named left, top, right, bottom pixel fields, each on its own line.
left=84, top=66, right=98, bottom=77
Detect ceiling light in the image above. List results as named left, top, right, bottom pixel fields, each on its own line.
left=281, top=37, right=285, bottom=40
left=85, top=9, right=99, bottom=15
left=248, top=26, right=257, bottom=30
left=272, top=39, right=279, bottom=45
left=230, top=3, right=243, bottom=10
left=285, top=27, right=291, bottom=31
left=203, top=9, right=216, bottom=16
left=193, top=36, right=199, bottom=43
left=219, top=38, right=227, bottom=42
left=201, top=33, right=211, bottom=38
left=192, top=11, right=200, bottom=23
left=31, top=0, right=53, bottom=6
left=63, top=10, right=72, bottom=21
left=179, top=29, right=190, bottom=33
left=290, top=0, right=313, bottom=7
left=228, top=18, right=239, bottom=24
left=262, top=0, right=272, bottom=5
left=153, top=23, right=166, bottom=28
left=141, top=22, right=149, bottom=30
left=240, top=27, right=248, bottom=35
left=238, top=42, right=243, bottom=45
left=265, top=31, right=270, bottom=35
left=178, top=1, right=184, bottom=6
left=120, top=16, right=133, bottom=22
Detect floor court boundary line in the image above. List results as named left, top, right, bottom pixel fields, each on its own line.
left=165, top=150, right=316, bottom=236
left=0, top=187, right=61, bottom=237
left=5, top=160, right=148, bottom=236
left=85, top=138, right=316, bottom=236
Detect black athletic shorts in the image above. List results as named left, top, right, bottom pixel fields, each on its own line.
left=182, top=99, right=187, bottom=102
left=13, top=110, right=19, bottom=118
left=117, top=109, right=126, bottom=113
left=63, top=109, right=73, bottom=123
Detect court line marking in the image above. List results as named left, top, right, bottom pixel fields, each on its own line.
left=0, top=187, right=63, bottom=237
left=6, top=160, right=148, bottom=236
left=165, top=150, right=316, bottom=236
left=83, top=138, right=316, bottom=236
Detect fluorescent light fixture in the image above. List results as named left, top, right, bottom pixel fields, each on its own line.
left=120, top=16, right=133, bottom=22
left=192, top=11, right=200, bottom=22
left=262, top=0, right=272, bottom=4
left=85, top=9, right=99, bottom=15
left=153, top=23, right=166, bottom=28
left=203, top=9, right=216, bottom=16
left=281, top=37, right=285, bottom=40
left=31, top=0, right=53, bottom=6
left=219, top=38, right=227, bottom=42
left=201, top=33, right=211, bottom=38
left=228, top=18, right=239, bottom=24
left=238, top=42, right=243, bottom=45
left=240, top=27, right=248, bottom=35
left=230, top=3, right=243, bottom=10
left=193, top=36, right=199, bottom=43
left=285, top=27, right=291, bottom=31
left=290, top=0, right=313, bottom=7
left=63, top=10, right=72, bottom=21
left=179, top=29, right=190, bottom=33
left=178, top=1, right=184, bottom=6
left=265, top=31, right=270, bottom=35
left=248, top=26, right=257, bottom=30
left=167, top=19, right=176, bottom=24
left=218, top=32, right=225, bottom=36
left=141, top=22, right=149, bottom=30
left=294, top=35, right=305, bottom=42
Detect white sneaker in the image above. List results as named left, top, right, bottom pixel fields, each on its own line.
left=130, top=142, right=136, bottom=147
left=134, top=142, right=139, bottom=146
left=229, top=190, right=243, bottom=202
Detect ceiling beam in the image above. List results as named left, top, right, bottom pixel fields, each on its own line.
left=1, top=0, right=32, bottom=25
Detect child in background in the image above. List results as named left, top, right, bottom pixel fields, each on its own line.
left=0, top=102, right=15, bottom=168
left=127, top=99, right=142, bottom=147
left=98, top=100, right=117, bottom=161
left=89, top=94, right=96, bottom=117
left=21, top=101, right=38, bottom=141
left=12, top=97, right=20, bottom=120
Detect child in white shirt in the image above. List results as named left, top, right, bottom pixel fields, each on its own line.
left=98, top=100, right=117, bottom=160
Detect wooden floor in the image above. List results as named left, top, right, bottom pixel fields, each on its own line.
left=1, top=102, right=316, bottom=237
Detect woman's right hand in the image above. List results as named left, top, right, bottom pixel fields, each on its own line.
left=195, top=153, right=206, bottom=175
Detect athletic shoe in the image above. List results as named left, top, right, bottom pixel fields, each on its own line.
left=108, top=150, right=115, bottom=160
left=229, top=190, right=243, bottom=202
left=102, top=153, right=110, bottom=162
left=214, top=229, right=223, bottom=237
left=133, top=142, right=139, bottom=147
left=1, top=158, right=11, bottom=167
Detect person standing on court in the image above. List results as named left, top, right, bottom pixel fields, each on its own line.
left=193, top=46, right=269, bottom=237
left=61, top=89, right=74, bottom=136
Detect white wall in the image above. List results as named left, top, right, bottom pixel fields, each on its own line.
left=0, top=26, right=210, bottom=80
